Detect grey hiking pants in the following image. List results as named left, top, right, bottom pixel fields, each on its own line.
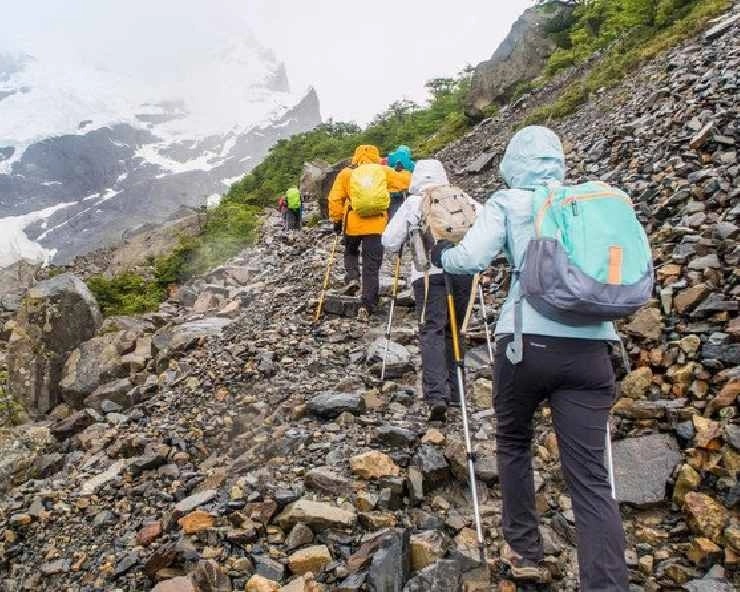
left=412, top=274, right=472, bottom=405
left=344, top=234, right=383, bottom=311
left=493, top=335, right=629, bottom=592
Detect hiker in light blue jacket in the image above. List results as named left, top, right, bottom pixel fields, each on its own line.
left=431, top=126, right=629, bottom=591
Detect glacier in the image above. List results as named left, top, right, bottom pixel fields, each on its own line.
left=0, top=32, right=321, bottom=265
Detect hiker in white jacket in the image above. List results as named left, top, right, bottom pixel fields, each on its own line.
left=382, top=160, right=474, bottom=422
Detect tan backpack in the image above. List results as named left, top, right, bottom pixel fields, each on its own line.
left=421, top=185, right=478, bottom=243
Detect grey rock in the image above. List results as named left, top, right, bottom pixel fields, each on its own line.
left=60, top=330, right=138, bottom=406
left=413, top=445, right=450, bottom=489
left=337, top=573, right=367, bottom=592
left=253, top=554, right=285, bottom=582
left=703, top=12, right=740, bottom=42
left=688, top=253, right=721, bottom=270
left=191, top=560, right=231, bottom=592
left=367, top=528, right=410, bottom=592
left=724, top=425, right=740, bottom=450
left=79, top=459, right=128, bottom=495
left=308, top=392, right=366, bottom=419
left=305, top=466, right=352, bottom=496
left=174, top=489, right=218, bottom=515
left=83, top=377, right=135, bottom=411
left=612, top=434, right=682, bottom=505
left=50, top=409, right=96, bottom=440
left=152, top=317, right=232, bottom=358
left=403, top=560, right=462, bottom=592
left=702, top=344, right=740, bottom=365
left=285, top=522, right=314, bottom=551
left=465, top=150, right=497, bottom=174
left=0, top=425, right=54, bottom=493
left=7, top=274, right=101, bottom=417
left=375, top=425, right=418, bottom=448
left=323, top=294, right=361, bottom=318
left=445, top=439, right=498, bottom=484
left=685, top=573, right=735, bottom=592
left=34, top=452, right=65, bottom=478
left=366, top=338, right=412, bottom=376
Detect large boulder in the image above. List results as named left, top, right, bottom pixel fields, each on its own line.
left=60, top=330, right=139, bottom=407
left=466, top=3, right=574, bottom=118
left=300, top=159, right=349, bottom=219
left=0, top=258, right=42, bottom=312
left=7, top=274, right=102, bottom=417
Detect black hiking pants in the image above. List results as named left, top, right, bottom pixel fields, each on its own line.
left=286, top=208, right=301, bottom=229
left=344, top=234, right=383, bottom=311
left=494, top=335, right=629, bottom=592
left=388, top=193, right=405, bottom=221
left=412, top=273, right=472, bottom=405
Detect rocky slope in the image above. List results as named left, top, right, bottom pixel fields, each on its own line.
left=0, top=35, right=321, bottom=266
left=0, top=5, right=739, bottom=592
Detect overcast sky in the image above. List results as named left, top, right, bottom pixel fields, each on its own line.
left=1, top=0, right=533, bottom=124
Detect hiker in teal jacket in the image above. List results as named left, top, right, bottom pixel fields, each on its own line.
left=432, top=126, right=629, bottom=591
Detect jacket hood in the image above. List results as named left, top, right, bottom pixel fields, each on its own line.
left=388, top=145, right=415, bottom=172
left=352, top=144, right=381, bottom=165
left=410, top=159, right=448, bottom=194
left=499, top=126, right=565, bottom=190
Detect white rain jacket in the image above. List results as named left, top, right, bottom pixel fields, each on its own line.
left=381, top=160, right=450, bottom=285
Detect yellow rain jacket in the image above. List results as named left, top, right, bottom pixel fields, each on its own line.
left=388, top=169, right=412, bottom=194
left=328, top=145, right=407, bottom=236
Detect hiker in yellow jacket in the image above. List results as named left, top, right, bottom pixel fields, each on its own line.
left=328, top=144, right=405, bottom=321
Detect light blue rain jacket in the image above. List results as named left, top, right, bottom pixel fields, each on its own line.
left=441, top=126, right=618, bottom=340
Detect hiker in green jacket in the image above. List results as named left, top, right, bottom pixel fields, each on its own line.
left=285, top=186, right=302, bottom=230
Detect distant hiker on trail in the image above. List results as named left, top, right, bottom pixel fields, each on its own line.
left=386, top=145, right=414, bottom=220
left=328, top=144, right=407, bottom=322
left=277, top=194, right=288, bottom=229
left=382, top=159, right=474, bottom=422
left=433, top=126, right=652, bottom=589
left=285, top=186, right=302, bottom=230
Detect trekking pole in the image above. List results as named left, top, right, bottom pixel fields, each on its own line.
left=314, top=234, right=340, bottom=323
left=478, top=282, right=494, bottom=365
left=461, top=273, right=479, bottom=335
left=606, top=420, right=616, bottom=500
left=380, top=249, right=402, bottom=381
left=445, top=273, right=485, bottom=562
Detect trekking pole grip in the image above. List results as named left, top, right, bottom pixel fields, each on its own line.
left=444, top=273, right=463, bottom=365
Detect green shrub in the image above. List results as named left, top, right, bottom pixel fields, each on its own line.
left=304, top=214, right=320, bottom=228
left=86, top=272, right=166, bottom=316
left=0, top=370, right=24, bottom=426
left=543, top=0, right=728, bottom=78
left=524, top=0, right=730, bottom=125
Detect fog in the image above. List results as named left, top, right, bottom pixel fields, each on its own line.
left=1, top=0, right=533, bottom=123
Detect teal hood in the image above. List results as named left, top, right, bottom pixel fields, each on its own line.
left=500, top=126, right=565, bottom=190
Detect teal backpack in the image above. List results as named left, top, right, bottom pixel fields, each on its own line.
left=520, top=181, right=653, bottom=326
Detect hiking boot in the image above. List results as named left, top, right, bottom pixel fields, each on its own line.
left=429, top=401, right=448, bottom=422
left=502, top=547, right=549, bottom=583
left=357, top=306, right=370, bottom=323
left=344, top=280, right=360, bottom=296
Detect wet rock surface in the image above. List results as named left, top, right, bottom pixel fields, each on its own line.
left=0, top=7, right=739, bottom=591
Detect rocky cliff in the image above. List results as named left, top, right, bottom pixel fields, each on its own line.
left=466, top=2, right=574, bottom=118
left=0, top=5, right=738, bottom=592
